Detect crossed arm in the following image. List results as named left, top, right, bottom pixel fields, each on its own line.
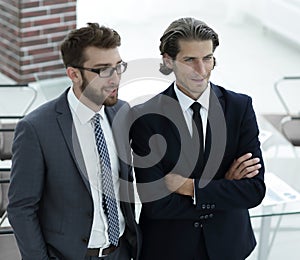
left=165, top=153, right=262, bottom=197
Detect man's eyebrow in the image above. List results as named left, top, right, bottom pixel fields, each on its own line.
left=182, top=55, right=196, bottom=59
left=182, top=53, right=213, bottom=59
left=93, top=60, right=123, bottom=67
left=199, top=53, right=214, bottom=59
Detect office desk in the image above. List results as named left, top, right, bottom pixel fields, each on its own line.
left=258, top=114, right=300, bottom=200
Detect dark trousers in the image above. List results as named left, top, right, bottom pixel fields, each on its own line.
left=140, top=221, right=210, bottom=260
left=194, top=227, right=210, bottom=260
left=84, top=236, right=131, bottom=260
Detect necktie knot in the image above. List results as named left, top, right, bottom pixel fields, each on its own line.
left=92, top=113, right=101, bottom=125
left=190, top=102, right=201, bottom=113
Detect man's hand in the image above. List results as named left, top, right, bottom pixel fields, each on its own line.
left=165, top=153, right=261, bottom=195
left=164, top=173, right=194, bottom=197
left=225, top=153, right=261, bottom=180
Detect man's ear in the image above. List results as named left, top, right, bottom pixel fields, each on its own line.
left=212, top=57, right=216, bottom=69
left=162, top=53, right=174, bottom=69
left=66, top=67, right=81, bottom=83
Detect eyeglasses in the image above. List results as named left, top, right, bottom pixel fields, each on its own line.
left=73, top=62, right=127, bottom=78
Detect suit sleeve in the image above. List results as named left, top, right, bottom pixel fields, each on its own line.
left=7, top=119, right=49, bottom=260
left=194, top=96, right=266, bottom=210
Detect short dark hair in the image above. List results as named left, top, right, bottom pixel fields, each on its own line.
left=60, top=23, right=121, bottom=68
left=159, top=17, right=219, bottom=75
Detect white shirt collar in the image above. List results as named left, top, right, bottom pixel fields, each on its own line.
left=174, top=81, right=211, bottom=112
left=67, top=87, right=105, bottom=124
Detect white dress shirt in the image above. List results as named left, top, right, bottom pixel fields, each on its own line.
left=67, top=88, right=125, bottom=248
left=174, top=82, right=210, bottom=145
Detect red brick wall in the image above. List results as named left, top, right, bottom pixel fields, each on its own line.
left=0, top=0, right=76, bottom=83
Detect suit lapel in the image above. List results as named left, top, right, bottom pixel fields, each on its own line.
left=211, top=83, right=225, bottom=112
left=203, top=83, right=225, bottom=164
left=161, top=83, right=191, bottom=145
left=105, top=104, right=129, bottom=180
left=55, top=89, right=92, bottom=194
left=161, top=83, right=201, bottom=176
left=105, top=103, right=134, bottom=208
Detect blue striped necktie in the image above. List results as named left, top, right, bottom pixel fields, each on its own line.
left=93, top=113, right=120, bottom=246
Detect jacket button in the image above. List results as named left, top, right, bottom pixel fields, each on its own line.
left=204, top=215, right=209, bottom=219
left=194, top=222, right=200, bottom=228
left=200, top=215, right=204, bottom=220
left=209, top=213, right=214, bottom=218
left=82, top=237, right=88, bottom=244
left=211, top=204, right=216, bottom=209
left=201, top=204, right=206, bottom=209
left=206, top=204, right=211, bottom=209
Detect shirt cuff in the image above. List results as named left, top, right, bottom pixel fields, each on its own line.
left=193, top=179, right=196, bottom=205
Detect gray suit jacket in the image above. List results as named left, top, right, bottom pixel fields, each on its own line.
left=7, top=89, right=141, bottom=260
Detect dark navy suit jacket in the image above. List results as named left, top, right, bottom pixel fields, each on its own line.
left=8, top=89, right=141, bottom=260
left=130, top=82, right=265, bottom=260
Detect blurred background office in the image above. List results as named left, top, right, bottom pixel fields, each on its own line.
left=1, top=0, right=300, bottom=259
left=77, top=0, right=300, bottom=115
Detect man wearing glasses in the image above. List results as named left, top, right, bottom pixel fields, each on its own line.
left=8, top=23, right=141, bottom=260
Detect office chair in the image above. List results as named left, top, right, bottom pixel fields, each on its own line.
left=0, top=120, right=16, bottom=225
left=0, top=84, right=38, bottom=259
left=0, top=170, right=9, bottom=225
left=0, top=117, right=25, bottom=221
left=0, top=121, right=15, bottom=255
left=274, top=76, right=300, bottom=147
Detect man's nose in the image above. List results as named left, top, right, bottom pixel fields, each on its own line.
left=193, top=60, right=207, bottom=76
left=108, top=69, right=120, bottom=84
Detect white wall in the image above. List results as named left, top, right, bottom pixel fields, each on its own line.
left=75, top=0, right=300, bottom=114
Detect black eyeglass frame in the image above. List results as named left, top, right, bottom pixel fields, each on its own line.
left=73, top=61, right=128, bottom=78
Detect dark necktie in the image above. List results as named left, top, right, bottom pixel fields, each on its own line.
left=93, top=113, right=120, bottom=246
left=190, top=102, right=204, bottom=178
